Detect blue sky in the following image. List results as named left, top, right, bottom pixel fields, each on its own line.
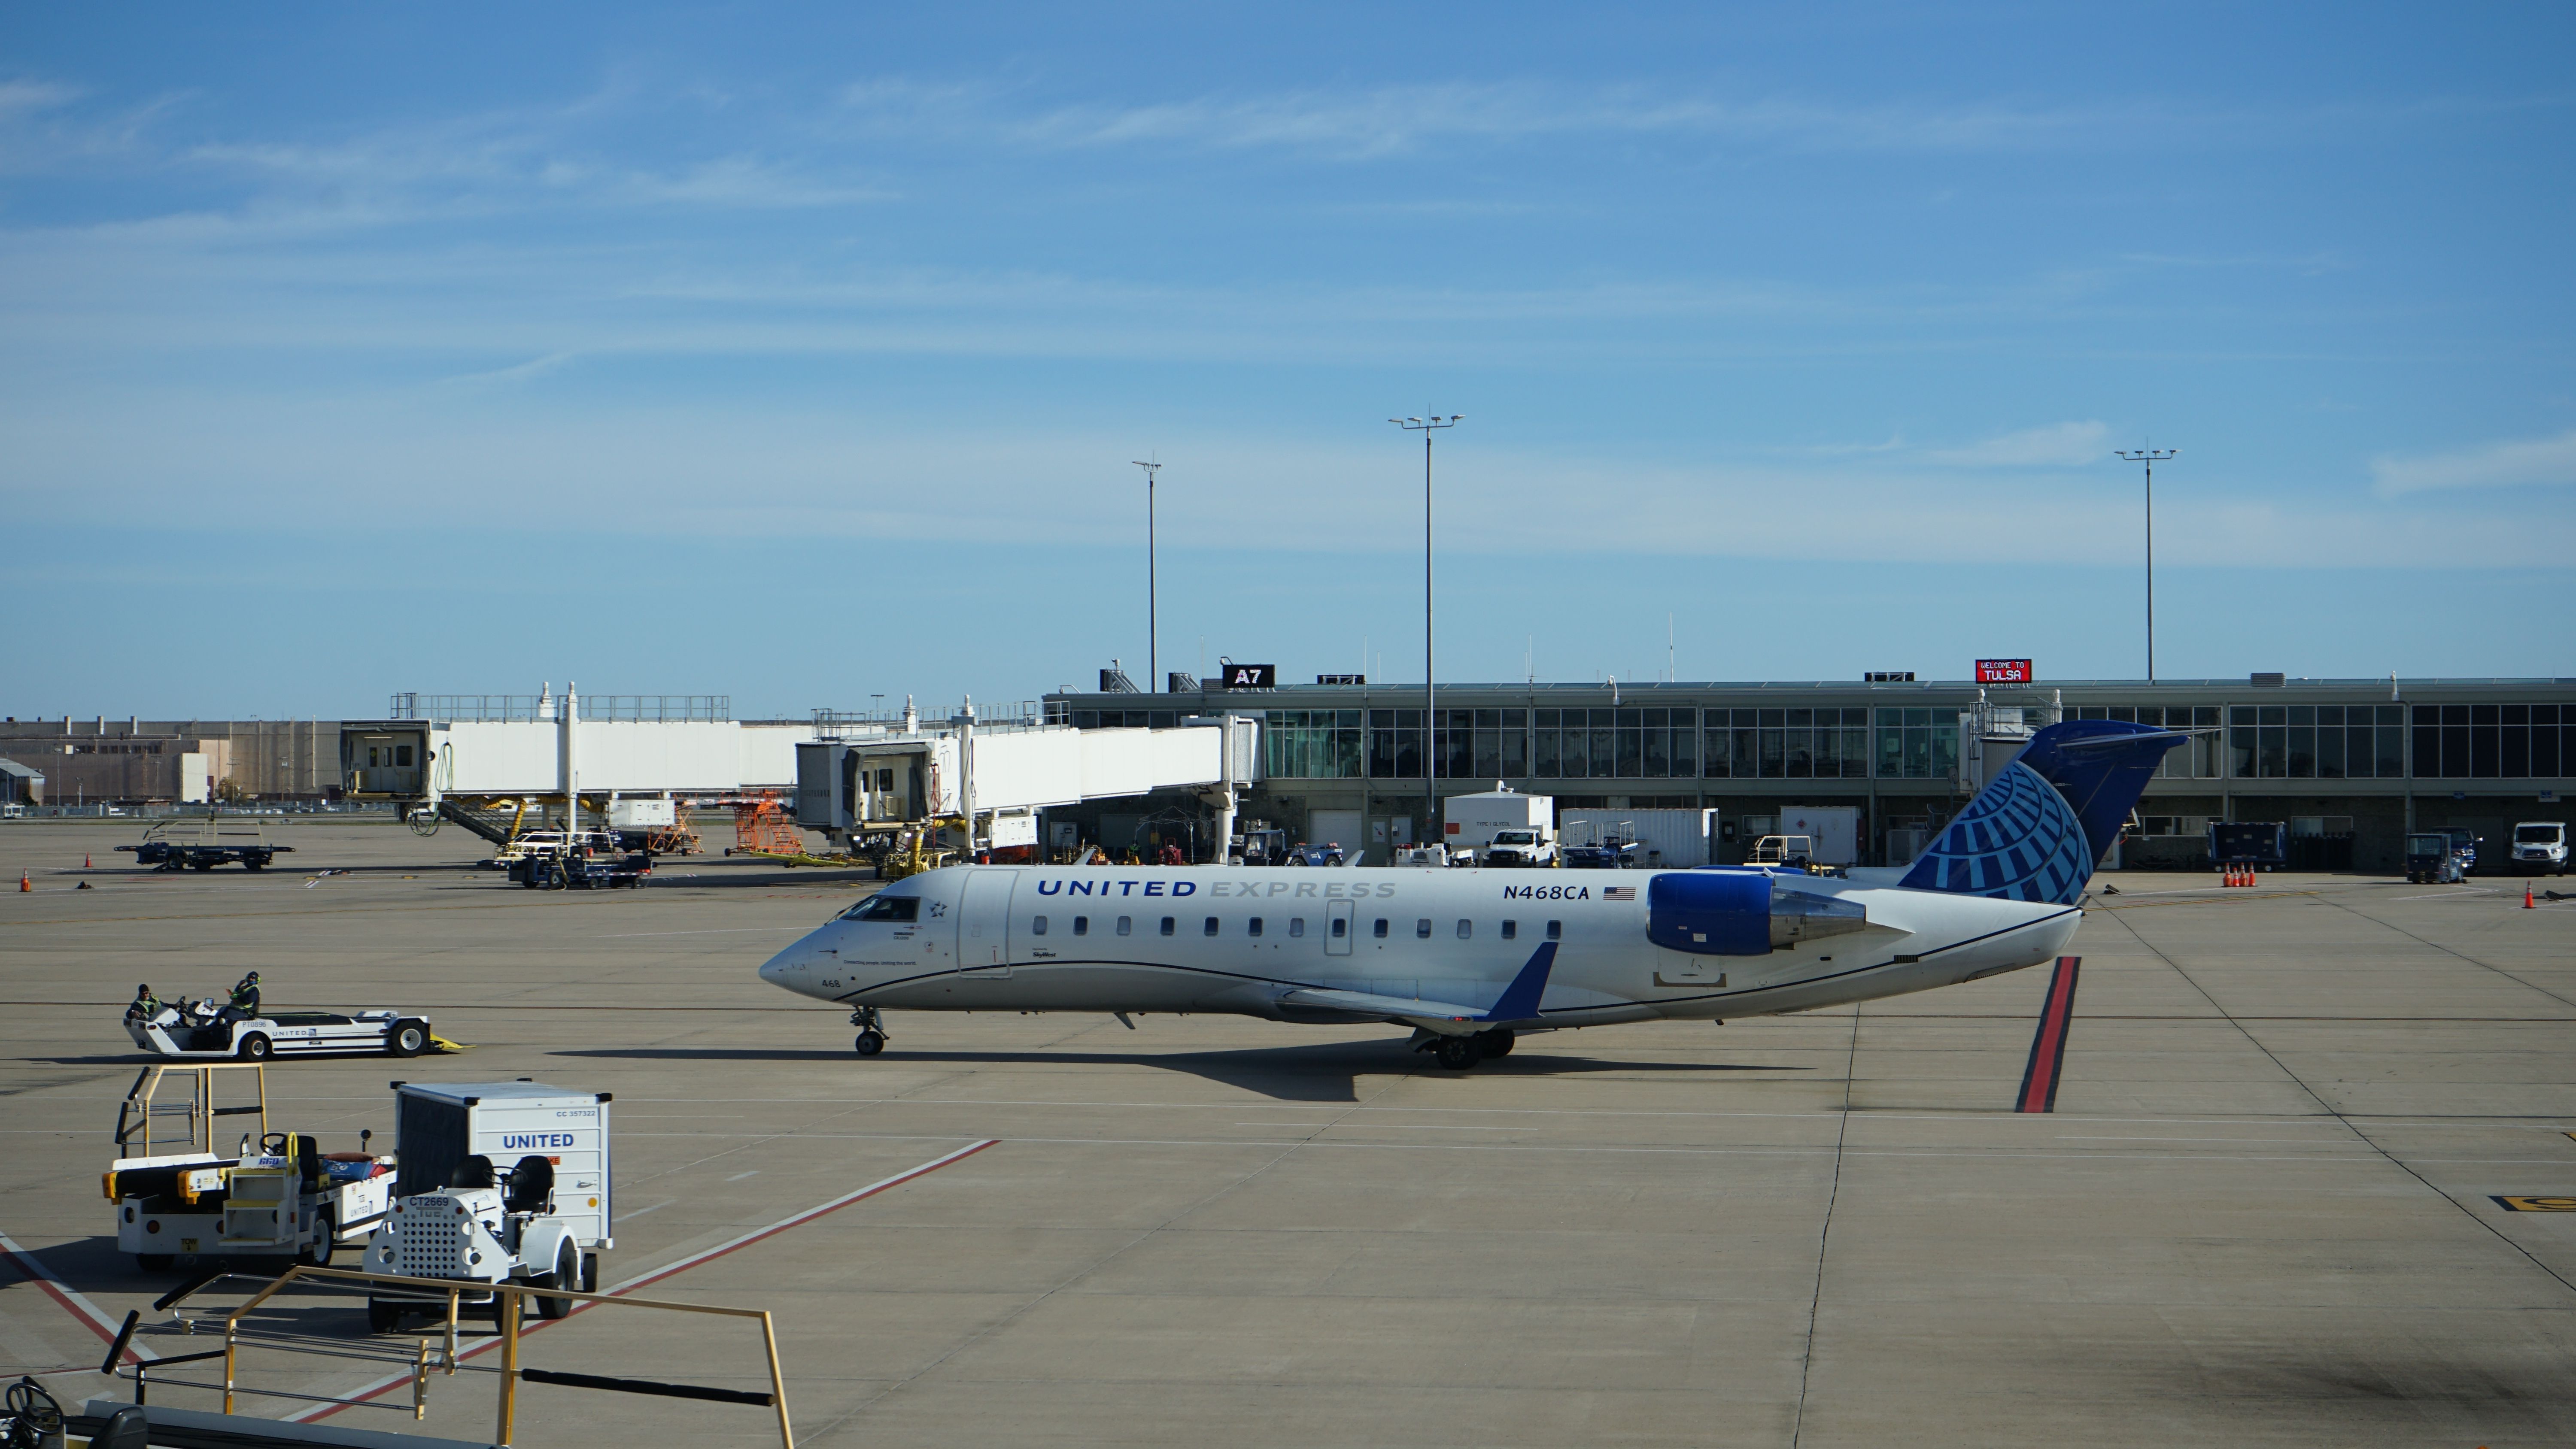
left=3, top=3, right=2571, bottom=719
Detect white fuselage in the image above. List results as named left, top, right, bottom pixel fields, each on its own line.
left=756, top=865, right=2082, bottom=1032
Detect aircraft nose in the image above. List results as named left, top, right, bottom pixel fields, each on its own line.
left=756, top=947, right=799, bottom=988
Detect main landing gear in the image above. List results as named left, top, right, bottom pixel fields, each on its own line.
left=1421, top=1028, right=1515, bottom=1070
left=850, top=1006, right=888, bottom=1058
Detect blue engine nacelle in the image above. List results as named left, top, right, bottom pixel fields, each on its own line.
left=1647, top=871, right=1872, bottom=955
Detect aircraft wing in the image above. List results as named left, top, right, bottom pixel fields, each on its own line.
left=1279, top=943, right=1559, bottom=1033
left=1279, top=986, right=1497, bottom=1025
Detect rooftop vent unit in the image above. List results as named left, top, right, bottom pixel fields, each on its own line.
left=2250, top=673, right=2286, bottom=688
left=1100, top=666, right=1139, bottom=694
left=1864, top=671, right=1916, bottom=683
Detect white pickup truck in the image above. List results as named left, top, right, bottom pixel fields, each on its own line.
left=1480, top=828, right=1558, bottom=868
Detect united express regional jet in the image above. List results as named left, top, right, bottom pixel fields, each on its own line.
left=756, top=720, right=2181, bottom=1068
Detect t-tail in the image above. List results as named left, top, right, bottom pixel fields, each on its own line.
left=1899, top=720, right=2186, bottom=905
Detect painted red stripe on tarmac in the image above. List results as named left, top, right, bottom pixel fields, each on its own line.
left=2015, top=956, right=2081, bottom=1114
left=0, top=1230, right=157, bottom=1364
left=286, top=1138, right=997, bottom=1424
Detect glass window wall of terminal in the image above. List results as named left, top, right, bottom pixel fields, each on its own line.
left=2410, top=704, right=2567, bottom=779
left=2072, top=705, right=2225, bottom=777
left=2227, top=704, right=2405, bottom=779
left=1263, top=710, right=1365, bottom=780
left=1706, top=709, right=1869, bottom=779
left=1872, top=708, right=1957, bottom=779
left=1193, top=694, right=2570, bottom=783
left=1535, top=708, right=1692, bottom=779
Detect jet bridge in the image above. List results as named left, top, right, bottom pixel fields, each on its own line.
left=796, top=707, right=1259, bottom=855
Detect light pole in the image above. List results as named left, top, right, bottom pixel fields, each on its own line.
left=1391, top=414, right=1461, bottom=841
left=1133, top=459, right=1161, bottom=692
left=2113, top=447, right=2175, bottom=682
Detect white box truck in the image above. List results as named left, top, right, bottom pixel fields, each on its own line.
left=1443, top=788, right=1555, bottom=866
left=364, top=1081, right=612, bottom=1330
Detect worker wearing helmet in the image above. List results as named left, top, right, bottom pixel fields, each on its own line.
left=124, top=983, right=162, bottom=1023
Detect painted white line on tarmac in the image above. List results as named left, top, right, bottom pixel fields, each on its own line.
left=0, top=1230, right=157, bottom=1364
left=285, top=1138, right=997, bottom=1423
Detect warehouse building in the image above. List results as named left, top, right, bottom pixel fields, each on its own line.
left=1045, top=675, right=2576, bottom=872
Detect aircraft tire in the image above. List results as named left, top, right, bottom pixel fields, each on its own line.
left=854, top=1030, right=886, bottom=1057
left=1478, top=1029, right=1515, bottom=1058
left=1434, top=1036, right=1480, bottom=1070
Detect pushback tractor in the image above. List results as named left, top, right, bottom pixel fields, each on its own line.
left=363, top=1081, right=614, bottom=1332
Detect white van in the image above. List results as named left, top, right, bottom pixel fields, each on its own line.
left=2509, top=822, right=2568, bottom=876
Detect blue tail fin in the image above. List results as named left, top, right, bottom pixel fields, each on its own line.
left=1899, top=720, right=2186, bottom=904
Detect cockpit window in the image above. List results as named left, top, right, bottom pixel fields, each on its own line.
left=840, top=894, right=921, bottom=923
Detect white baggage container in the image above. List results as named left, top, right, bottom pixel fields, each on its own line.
left=1776, top=806, right=1860, bottom=867
left=1443, top=788, right=1554, bottom=851
left=608, top=797, right=675, bottom=828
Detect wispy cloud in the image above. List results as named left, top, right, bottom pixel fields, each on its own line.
left=2372, top=429, right=2576, bottom=495
left=0, top=79, right=84, bottom=117
left=841, top=79, right=2196, bottom=161
left=1925, top=420, right=2109, bottom=467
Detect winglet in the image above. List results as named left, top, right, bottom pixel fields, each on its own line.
left=1481, top=942, right=1557, bottom=1022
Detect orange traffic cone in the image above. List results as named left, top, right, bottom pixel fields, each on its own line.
left=84, top=853, right=91, bottom=869
left=18, top=871, right=28, bottom=892
left=2527, top=884, right=2537, bottom=909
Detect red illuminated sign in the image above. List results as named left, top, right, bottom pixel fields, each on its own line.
left=1975, top=658, right=2034, bottom=684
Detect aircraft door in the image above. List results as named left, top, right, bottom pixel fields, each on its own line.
left=955, top=869, right=1018, bottom=978
left=1324, top=900, right=1354, bottom=956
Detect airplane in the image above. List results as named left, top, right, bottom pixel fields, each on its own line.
left=755, top=719, right=2182, bottom=1069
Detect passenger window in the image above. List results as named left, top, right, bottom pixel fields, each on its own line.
left=1031, top=915, right=1048, bottom=935
left=1415, top=919, right=1432, bottom=939
left=1289, top=918, right=1305, bottom=938
left=1501, top=920, right=1517, bottom=940
left=1456, top=920, right=1471, bottom=939
left=395, top=746, right=413, bottom=766
left=1116, top=916, right=1133, bottom=936
left=1160, top=917, right=1175, bottom=936
left=1373, top=919, right=1389, bottom=939
left=1546, top=920, right=1562, bottom=940
left=1331, top=917, right=1348, bottom=939
left=1249, top=918, right=1265, bottom=937
left=1204, top=916, right=1220, bottom=937
left=1073, top=916, right=1089, bottom=936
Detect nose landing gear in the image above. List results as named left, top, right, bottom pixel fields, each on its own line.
left=849, top=1006, right=888, bottom=1058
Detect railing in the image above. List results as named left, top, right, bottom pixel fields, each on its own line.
left=106, top=1265, right=792, bottom=1449
left=814, top=702, right=1048, bottom=738
left=389, top=695, right=732, bottom=723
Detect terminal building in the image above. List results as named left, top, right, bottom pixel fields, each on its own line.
left=1045, top=674, right=2576, bottom=873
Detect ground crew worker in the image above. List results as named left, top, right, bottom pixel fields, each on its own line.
left=125, top=983, right=161, bottom=1022
left=220, top=970, right=261, bottom=1023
